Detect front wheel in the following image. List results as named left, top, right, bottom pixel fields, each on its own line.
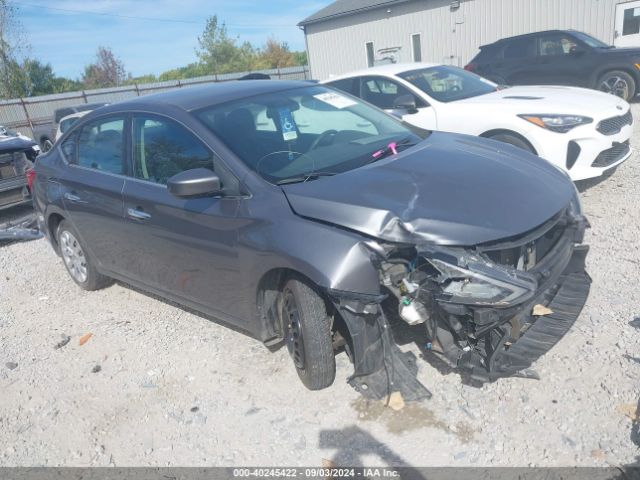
left=598, top=70, right=636, bottom=101
left=57, top=220, right=113, bottom=291
left=486, top=132, right=535, bottom=154
left=280, top=276, right=336, bottom=390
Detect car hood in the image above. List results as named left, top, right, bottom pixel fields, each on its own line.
left=596, top=46, right=640, bottom=57
left=454, top=85, right=627, bottom=115
left=281, top=132, right=575, bottom=246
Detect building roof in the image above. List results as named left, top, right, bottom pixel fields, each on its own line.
left=298, top=0, right=412, bottom=27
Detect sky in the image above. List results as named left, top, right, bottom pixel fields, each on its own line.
left=13, top=0, right=332, bottom=79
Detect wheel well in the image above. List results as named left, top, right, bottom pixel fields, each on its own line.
left=47, top=213, right=64, bottom=251
left=480, top=129, right=537, bottom=155
left=256, top=268, right=350, bottom=352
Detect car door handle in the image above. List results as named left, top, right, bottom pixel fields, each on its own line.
left=127, top=207, right=151, bottom=221
left=64, top=192, right=86, bottom=203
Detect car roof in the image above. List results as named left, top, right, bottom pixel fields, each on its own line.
left=481, top=29, right=581, bottom=48
left=96, top=80, right=313, bottom=114
left=324, top=62, right=443, bottom=81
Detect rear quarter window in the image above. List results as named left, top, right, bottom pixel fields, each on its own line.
left=472, top=44, right=501, bottom=62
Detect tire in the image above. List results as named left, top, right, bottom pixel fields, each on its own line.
left=486, top=132, right=535, bottom=153
left=56, top=220, right=112, bottom=291
left=280, top=275, right=336, bottom=390
left=598, top=70, right=636, bottom=101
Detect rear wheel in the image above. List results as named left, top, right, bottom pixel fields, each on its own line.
left=598, top=70, right=636, bottom=101
left=280, top=276, right=336, bottom=390
left=486, top=132, right=535, bottom=154
left=56, top=220, right=112, bottom=291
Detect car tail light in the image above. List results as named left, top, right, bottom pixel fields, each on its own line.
left=26, top=168, right=36, bottom=191
left=464, top=63, right=477, bottom=72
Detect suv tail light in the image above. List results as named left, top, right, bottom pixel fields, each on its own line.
left=26, top=168, right=36, bottom=191
left=464, top=63, right=477, bottom=72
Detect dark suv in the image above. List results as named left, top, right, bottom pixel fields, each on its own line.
left=466, top=30, right=640, bottom=101
left=33, top=81, right=590, bottom=399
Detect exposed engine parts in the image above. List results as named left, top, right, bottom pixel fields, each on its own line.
left=332, top=205, right=590, bottom=399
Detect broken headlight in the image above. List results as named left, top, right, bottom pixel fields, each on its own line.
left=425, top=249, right=538, bottom=308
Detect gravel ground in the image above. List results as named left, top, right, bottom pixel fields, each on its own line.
left=1, top=106, right=639, bottom=468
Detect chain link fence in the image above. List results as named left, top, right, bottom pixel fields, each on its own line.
left=0, top=65, right=310, bottom=142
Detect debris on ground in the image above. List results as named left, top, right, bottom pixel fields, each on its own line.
left=532, top=304, right=554, bottom=316
left=79, top=333, right=93, bottom=346
left=385, top=391, right=406, bottom=411
left=0, top=212, right=42, bottom=243
left=54, top=335, right=71, bottom=350
left=91, top=365, right=101, bottom=373
left=5, top=362, right=18, bottom=370
left=617, top=403, right=639, bottom=421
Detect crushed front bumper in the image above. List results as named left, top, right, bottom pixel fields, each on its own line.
left=331, top=206, right=590, bottom=401
left=457, top=246, right=590, bottom=382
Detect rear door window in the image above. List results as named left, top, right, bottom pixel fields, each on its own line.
left=359, top=76, right=423, bottom=110
left=76, top=117, right=125, bottom=174
left=325, top=78, right=359, bottom=96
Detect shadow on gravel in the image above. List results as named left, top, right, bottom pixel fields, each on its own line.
left=318, top=426, right=424, bottom=475
left=575, top=167, right=619, bottom=193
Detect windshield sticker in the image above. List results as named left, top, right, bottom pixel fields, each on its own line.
left=313, top=92, right=357, bottom=109
left=278, top=108, right=298, bottom=141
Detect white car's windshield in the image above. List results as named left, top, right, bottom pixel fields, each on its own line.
left=197, top=85, right=425, bottom=184
left=399, top=66, right=497, bottom=103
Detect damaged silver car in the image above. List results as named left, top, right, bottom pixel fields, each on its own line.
left=33, top=81, right=590, bottom=399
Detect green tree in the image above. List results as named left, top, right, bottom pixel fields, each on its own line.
left=196, top=15, right=260, bottom=74
left=292, top=50, right=308, bottom=66
left=0, top=0, right=26, bottom=99
left=82, top=46, right=129, bottom=89
left=21, top=59, right=57, bottom=96
left=52, top=76, right=82, bottom=93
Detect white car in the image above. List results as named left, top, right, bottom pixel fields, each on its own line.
left=323, top=63, right=634, bottom=181
left=55, top=110, right=91, bottom=142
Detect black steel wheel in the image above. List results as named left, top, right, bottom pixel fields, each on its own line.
left=280, top=276, right=336, bottom=390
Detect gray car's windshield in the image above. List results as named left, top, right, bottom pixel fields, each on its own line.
left=399, top=66, right=497, bottom=103
left=196, top=85, right=424, bottom=184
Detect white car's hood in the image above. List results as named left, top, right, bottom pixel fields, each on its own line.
left=455, top=85, right=628, bottom=117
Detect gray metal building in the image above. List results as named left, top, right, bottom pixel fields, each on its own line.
left=299, top=0, right=640, bottom=80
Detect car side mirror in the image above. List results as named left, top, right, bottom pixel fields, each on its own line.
left=393, top=94, right=418, bottom=114
left=167, top=168, right=221, bottom=198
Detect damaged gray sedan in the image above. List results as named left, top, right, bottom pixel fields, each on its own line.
left=33, top=81, right=590, bottom=400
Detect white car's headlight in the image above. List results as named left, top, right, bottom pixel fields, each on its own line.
left=518, top=114, right=593, bottom=133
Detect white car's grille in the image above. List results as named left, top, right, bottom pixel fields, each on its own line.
left=597, top=110, right=633, bottom=135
